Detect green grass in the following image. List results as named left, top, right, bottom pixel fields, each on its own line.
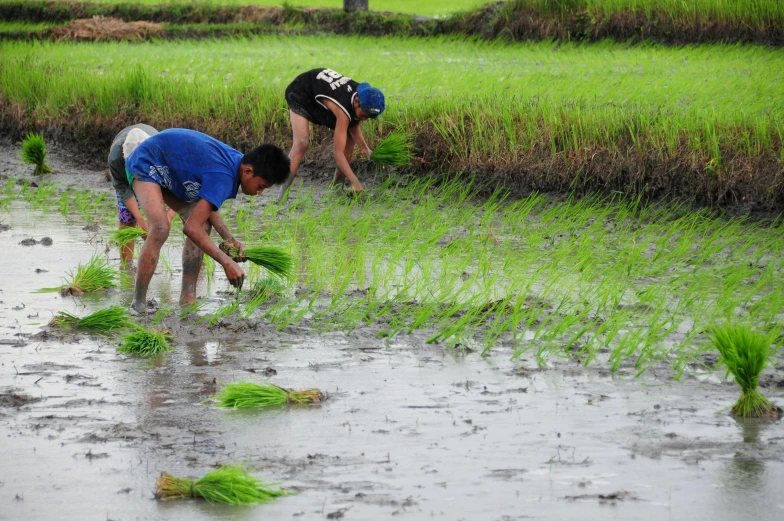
left=1, top=35, right=780, bottom=173
left=709, top=323, right=781, bottom=418
left=370, top=131, right=415, bottom=166
left=118, top=326, right=173, bottom=356
left=20, top=132, right=52, bottom=175
left=50, top=305, right=131, bottom=330
left=38, top=254, right=119, bottom=296
left=209, top=382, right=324, bottom=408
left=109, top=226, right=146, bottom=247
left=155, top=465, right=287, bottom=504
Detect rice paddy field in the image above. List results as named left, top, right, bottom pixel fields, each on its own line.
left=1, top=1, right=783, bottom=520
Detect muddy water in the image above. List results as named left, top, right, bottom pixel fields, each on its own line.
left=2, top=186, right=784, bottom=519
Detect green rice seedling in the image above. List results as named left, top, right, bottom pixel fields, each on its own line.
left=20, top=132, right=52, bottom=175
left=153, top=303, right=176, bottom=325
left=209, top=382, right=324, bottom=408
left=179, top=299, right=207, bottom=319
left=109, top=227, right=146, bottom=247
left=220, top=242, right=294, bottom=280
left=252, top=277, right=286, bottom=298
left=370, top=132, right=415, bottom=167
left=709, top=323, right=782, bottom=418
left=49, top=305, right=131, bottom=331
left=118, top=326, right=173, bottom=357
left=155, top=465, right=287, bottom=505
left=38, top=254, right=119, bottom=296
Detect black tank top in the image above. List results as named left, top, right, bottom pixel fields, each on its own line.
left=286, top=68, right=360, bottom=128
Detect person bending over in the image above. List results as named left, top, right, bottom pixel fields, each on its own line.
left=107, top=123, right=176, bottom=268
left=124, top=128, right=290, bottom=313
left=279, top=68, right=385, bottom=201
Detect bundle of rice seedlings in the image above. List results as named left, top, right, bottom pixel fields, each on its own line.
left=370, top=132, right=415, bottom=166
left=219, top=242, right=293, bottom=280
left=155, top=465, right=287, bottom=504
left=118, top=326, right=173, bottom=357
left=709, top=323, right=782, bottom=418
left=109, top=226, right=146, bottom=247
left=38, top=254, right=119, bottom=296
left=20, top=132, right=53, bottom=175
left=209, top=382, right=324, bottom=408
left=251, top=277, right=285, bottom=298
left=50, top=305, right=131, bottom=331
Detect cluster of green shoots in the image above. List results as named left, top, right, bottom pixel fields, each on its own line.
left=118, top=326, right=173, bottom=357
left=38, top=254, right=120, bottom=296
left=19, top=132, right=52, bottom=176
left=370, top=132, right=415, bottom=167
left=155, top=465, right=287, bottom=505
left=109, top=226, right=147, bottom=247
left=50, top=305, right=131, bottom=331
left=209, top=382, right=324, bottom=408
left=709, top=324, right=781, bottom=418
left=220, top=242, right=294, bottom=280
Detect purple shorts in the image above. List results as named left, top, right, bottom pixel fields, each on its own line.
left=116, top=191, right=137, bottom=225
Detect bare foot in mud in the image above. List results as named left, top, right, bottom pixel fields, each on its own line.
left=130, top=299, right=157, bottom=316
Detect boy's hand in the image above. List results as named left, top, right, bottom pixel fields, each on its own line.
left=362, top=146, right=372, bottom=158
left=228, top=237, right=245, bottom=257
left=351, top=180, right=364, bottom=194
left=222, top=259, right=245, bottom=289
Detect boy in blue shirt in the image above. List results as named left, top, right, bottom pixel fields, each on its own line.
left=125, top=129, right=290, bottom=314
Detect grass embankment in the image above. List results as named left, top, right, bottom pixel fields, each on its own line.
left=0, top=1, right=781, bottom=45
left=1, top=36, right=782, bottom=208
left=4, top=174, right=784, bottom=374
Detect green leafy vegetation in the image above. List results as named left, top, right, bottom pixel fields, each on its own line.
left=20, top=132, right=52, bottom=175
left=155, top=465, right=288, bottom=504
left=209, top=382, right=324, bottom=408
left=38, top=254, right=119, bottom=296
left=709, top=323, right=781, bottom=418
left=118, top=326, right=173, bottom=356
left=370, top=131, right=415, bottom=166
left=50, top=305, right=131, bottom=330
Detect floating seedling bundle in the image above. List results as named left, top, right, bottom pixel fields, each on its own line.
left=50, top=305, right=131, bottom=331
left=38, top=254, right=120, bottom=296
left=118, top=326, right=173, bottom=357
left=209, top=382, right=324, bottom=408
left=370, top=132, right=415, bottom=167
left=109, top=227, right=146, bottom=247
left=709, top=323, right=782, bottom=418
left=20, top=132, right=52, bottom=175
left=219, top=242, right=294, bottom=280
left=155, top=465, right=287, bottom=505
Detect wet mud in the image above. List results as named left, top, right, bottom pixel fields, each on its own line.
left=1, top=143, right=784, bottom=520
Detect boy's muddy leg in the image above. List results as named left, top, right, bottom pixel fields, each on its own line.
left=279, top=111, right=310, bottom=203
left=130, top=180, right=170, bottom=314
left=180, top=216, right=212, bottom=305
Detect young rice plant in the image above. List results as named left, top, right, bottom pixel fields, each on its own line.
left=20, top=132, right=52, bottom=175
left=38, top=254, right=120, bottom=296
left=155, top=465, right=287, bottom=505
left=709, top=323, right=782, bottom=418
left=209, top=382, right=324, bottom=408
left=370, top=132, right=415, bottom=167
left=220, top=242, right=294, bottom=280
left=118, top=326, right=173, bottom=357
left=50, top=305, right=131, bottom=331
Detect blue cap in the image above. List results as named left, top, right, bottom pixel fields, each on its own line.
left=356, top=82, right=385, bottom=118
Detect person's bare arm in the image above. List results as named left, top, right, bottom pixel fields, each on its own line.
left=183, top=199, right=245, bottom=288
left=122, top=196, right=148, bottom=231
left=323, top=99, right=363, bottom=192
left=349, top=124, right=372, bottom=158
left=209, top=211, right=244, bottom=255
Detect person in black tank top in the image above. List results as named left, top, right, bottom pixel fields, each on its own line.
left=281, top=68, right=386, bottom=201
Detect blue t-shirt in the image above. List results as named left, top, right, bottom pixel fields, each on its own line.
left=125, top=129, right=243, bottom=210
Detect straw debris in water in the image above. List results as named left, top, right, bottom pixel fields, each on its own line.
left=155, top=465, right=287, bottom=505
left=209, top=382, right=324, bottom=408
left=709, top=323, right=782, bottom=418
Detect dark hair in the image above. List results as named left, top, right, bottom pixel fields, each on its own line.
left=241, top=144, right=290, bottom=186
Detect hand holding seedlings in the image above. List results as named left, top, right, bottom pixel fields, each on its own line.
left=123, top=129, right=290, bottom=312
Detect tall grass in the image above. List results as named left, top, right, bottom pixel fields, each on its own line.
left=0, top=36, right=780, bottom=169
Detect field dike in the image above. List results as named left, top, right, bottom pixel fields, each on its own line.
left=1, top=97, right=782, bottom=212
left=0, top=0, right=782, bottom=46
